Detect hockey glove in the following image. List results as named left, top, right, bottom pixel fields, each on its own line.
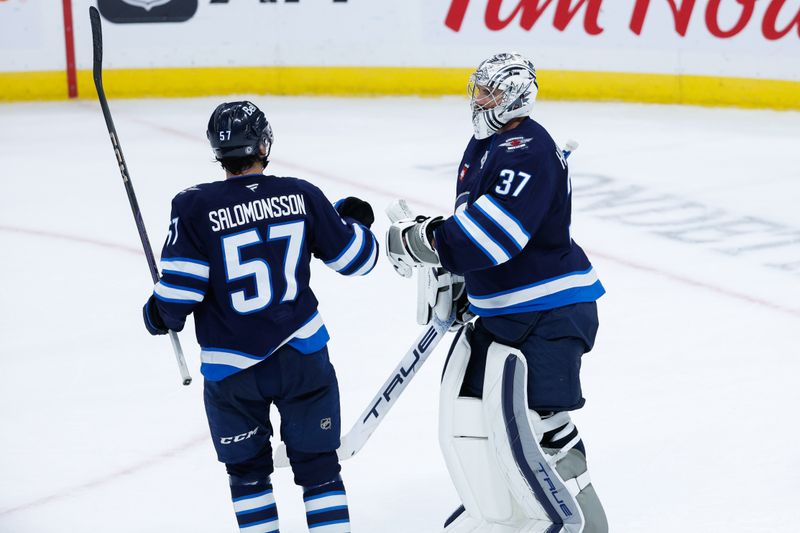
left=143, top=295, right=169, bottom=336
left=335, top=197, right=375, bottom=228
left=386, top=215, right=443, bottom=278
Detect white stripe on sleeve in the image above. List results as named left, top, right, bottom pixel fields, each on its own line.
left=474, top=195, right=530, bottom=250
left=325, top=225, right=365, bottom=272
left=348, top=235, right=378, bottom=276
left=154, top=281, right=204, bottom=303
left=160, top=258, right=210, bottom=279
left=454, top=211, right=510, bottom=265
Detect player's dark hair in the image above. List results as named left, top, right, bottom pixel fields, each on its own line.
left=217, top=154, right=266, bottom=175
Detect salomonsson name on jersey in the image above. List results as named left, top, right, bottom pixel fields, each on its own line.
left=434, top=116, right=605, bottom=316
left=151, top=175, right=378, bottom=381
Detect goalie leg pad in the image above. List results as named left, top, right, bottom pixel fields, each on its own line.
left=483, top=344, right=584, bottom=531
left=440, top=325, right=518, bottom=526
left=484, top=343, right=608, bottom=533
left=440, top=332, right=607, bottom=533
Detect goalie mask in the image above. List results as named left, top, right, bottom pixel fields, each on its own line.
left=468, top=52, right=538, bottom=140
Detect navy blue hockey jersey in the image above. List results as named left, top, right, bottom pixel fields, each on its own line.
left=434, top=118, right=604, bottom=316
left=150, top=173, right=379, bottom=381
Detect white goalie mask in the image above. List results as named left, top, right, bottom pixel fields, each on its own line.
left=468, top=52, right=538, bottom=140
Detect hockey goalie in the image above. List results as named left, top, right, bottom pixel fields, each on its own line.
left=385, top=51, right=609, bottom=533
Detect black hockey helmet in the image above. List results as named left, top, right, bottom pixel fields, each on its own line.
left=206, top=101, right=274, bottom=160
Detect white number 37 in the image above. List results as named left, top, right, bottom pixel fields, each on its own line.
left=495, top=169, right=532, bottom=197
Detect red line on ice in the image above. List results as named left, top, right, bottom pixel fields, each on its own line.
left=0, top=435, right=206, bottom=517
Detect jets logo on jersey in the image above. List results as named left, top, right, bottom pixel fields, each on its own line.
left=246, top=183, right=259, bottom=192
left=499, top=136, right=532, bottom=151
left=459, top=163, right=470, bottom=181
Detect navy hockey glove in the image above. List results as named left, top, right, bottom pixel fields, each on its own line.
left=335, top=197, right=375, bottom=228
left=143, top=295, right=168, bottom=336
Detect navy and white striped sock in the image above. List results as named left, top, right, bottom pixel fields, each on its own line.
left=303, top=476, right=350, bottom=532
left=230, top=477, right=279, bottom=533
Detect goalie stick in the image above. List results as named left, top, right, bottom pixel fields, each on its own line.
left=89, top=7, right=192, bottom=386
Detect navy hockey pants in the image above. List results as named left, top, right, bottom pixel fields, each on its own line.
left=203, top=344, right=341, bottom=487
left=460, top=301, right=599, bottom=412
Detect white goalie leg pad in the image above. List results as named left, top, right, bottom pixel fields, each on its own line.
left=439, top=327, right=516, bottom=531
left=482, top=343, right=587, bottom=533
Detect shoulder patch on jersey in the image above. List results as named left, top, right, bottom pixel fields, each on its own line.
left=499, top=136, right=532, bottom=152
left=177, top=186, right=202, bottom=195
left=459, top=163, right=470, bottom=181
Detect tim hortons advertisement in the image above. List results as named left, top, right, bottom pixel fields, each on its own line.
left=441, top=0, right=800, bottom=42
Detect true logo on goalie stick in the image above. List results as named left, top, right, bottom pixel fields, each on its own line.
left=98, top=0, right=198, bottom=24
left=363, top=327, right=439, bottom=423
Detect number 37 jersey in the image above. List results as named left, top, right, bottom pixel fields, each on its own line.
left=433, top=117, right=604, bottom=317
left=151, top=174, right=379, bottom=381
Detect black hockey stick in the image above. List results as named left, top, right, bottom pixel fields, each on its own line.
left=89, top=6, right=192, bottom=386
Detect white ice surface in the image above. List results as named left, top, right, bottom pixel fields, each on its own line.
left=1, top=96, right=798, bottom=532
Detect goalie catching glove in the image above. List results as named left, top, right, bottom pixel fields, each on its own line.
left=386, top=214, right=444, bottom=277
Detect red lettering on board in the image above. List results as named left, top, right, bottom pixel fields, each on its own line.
left=705, top=0, right=755, bottom=39
left=446, top=0, right=603, bottom=35
left=762, top=0, right=800, bottom=40
left=630, top=0, right=696, bottom=36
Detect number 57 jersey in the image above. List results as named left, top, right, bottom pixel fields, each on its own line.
left=433, top=117, right=605, bottom=317
left=150, top=174, right=379, bottom=381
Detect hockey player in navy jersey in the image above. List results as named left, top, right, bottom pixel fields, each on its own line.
left=387, top=53, right=608, bottom=532
left=142, top=101, right=377, bottom=533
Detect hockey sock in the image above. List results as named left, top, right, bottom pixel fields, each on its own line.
left=229, top=476, right=279, bottom=533
left=303, top=475, right=350, bottom=532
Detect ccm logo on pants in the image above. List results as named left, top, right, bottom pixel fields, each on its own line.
left=220, top=427, right=258, bottom=445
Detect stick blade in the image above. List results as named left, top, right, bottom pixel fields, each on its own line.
left=89, top=6, right=103, bottom=83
